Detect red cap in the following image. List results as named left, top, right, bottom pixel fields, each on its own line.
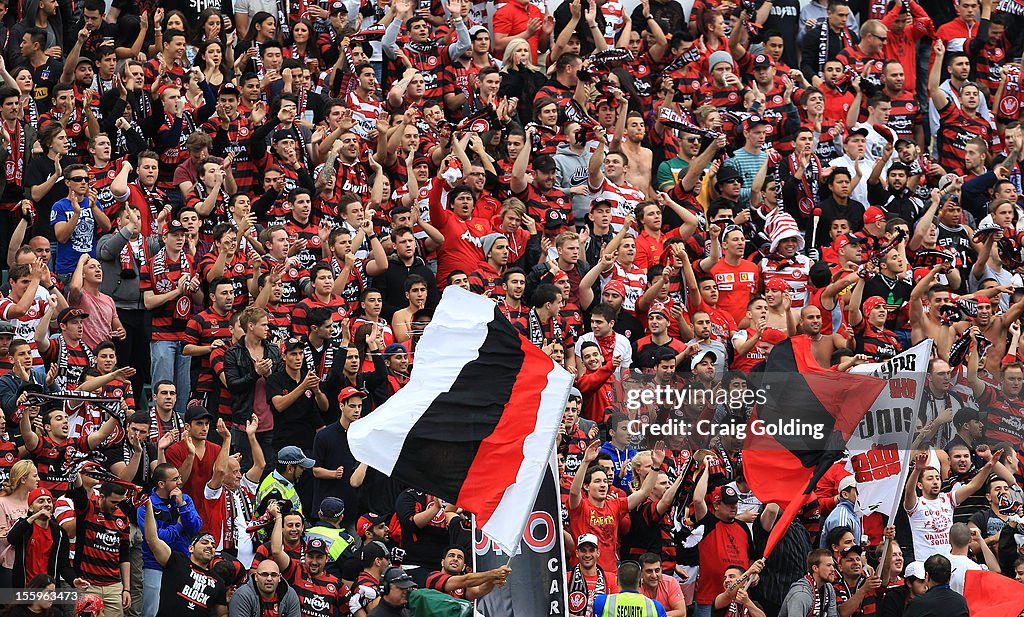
left=975, top=295, right=992, bottom=305
left=864, top=206, right=887, bottom=224
left=765, top=278, right=789, bottom=292
left=356, top=512, right=387, bottom=536
left=832, top=232, right=863, bottom=252
left=863, top=296, right=887, bottom=314
left=604, top=279, right=627, bottom=297
left=339, top=386, right=366, bottom=402
left=761, top=328, right=788, bottom=345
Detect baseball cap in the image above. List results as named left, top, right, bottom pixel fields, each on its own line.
left=862, top=296, right=887, bottom=314
left=743, top=115, right=769, bottom=132
left=752, top=53, right=775, bottom=68
left=863, top=206, right=887, bottom=224
left=938, top=173, right=958, bottom=192
left=411, top=155, right=431, bottom=168
left=532, top=155, right=556, bottom=173
left=846, top=124, right=870, bottom=140
left=894, top=137, right=915, bottom=148
left=356, top=512, right=388, bottom=537
left=318, top=496, right=345, bottom=519
left=27, top=487, right=52, bottom=505
left=468, top=25, right=488, bottom=38
left=577, top=533, right=599, bottom=547
left=544, top=208, right=569, bottom=230
left=904, top=561, right=925, bottom=581
left=590, top=197, right=614, bottom=211
left=604, top=279, right=627, bottom=298
left=568, top=386, right=582, bottom=400
left=384, top=343, right=407, bottom=356
left=841, top=545, right=864, bottom=558
left=710, top=485, right=739, bottom=505
left=383, top=567, right=417, bottom=589
left=838, top=475, right=857, bottom=494
left=339, top=386, right=367, bottom=402
left=218, top=82, right=241, bottom=97
left=832, top=232, right=864, bottom=252
left=283, top=336, right=305, bottom=353
left=57, top=307, right=88, bottom=325
left=306, top=538, right=329, bottom=555
left=278, top=446, right=315, bottom=468
left=183, top=406, right=213, bottom=423
left=165, top=219, right=187, bottom=235
left=692, top=348, right=718, bottom=366
left=953, top=406, right=981, bottom=427
left=0, top=320, right=15, bottom=335
left=272, top=129, right=297, bottom=143
left=361, top=540, right=389, bottom=561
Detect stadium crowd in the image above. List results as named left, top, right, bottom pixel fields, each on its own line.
left=0, top=0, right=1023, bottom=614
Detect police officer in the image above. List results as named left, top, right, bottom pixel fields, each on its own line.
left=593, top=561, right=668, bottom=617
left=305, top=496, right=358, bottom=575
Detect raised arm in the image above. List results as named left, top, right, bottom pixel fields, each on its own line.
left=143, top=499, right=172, bottom=567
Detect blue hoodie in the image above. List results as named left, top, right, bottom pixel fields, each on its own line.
left=138, top=490, right=203, bottom=570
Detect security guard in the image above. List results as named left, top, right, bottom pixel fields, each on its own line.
left=255, top=446, right=315, bottom=540
left=593, top=562, right=668, bottom=617
left=306, top=496, right=358, bottom=574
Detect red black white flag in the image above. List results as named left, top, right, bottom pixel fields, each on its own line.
left=743, top=337, right=885, bottom=554
left=348, top=287, right=573, bottom=554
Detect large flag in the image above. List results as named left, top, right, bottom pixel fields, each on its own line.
left=963, top=570, right=1024, bottom=617
left=744, top=337, right=886, bottom=554
left=847, top=341, right=933, bottom=519
left=473, top=457, right=569, bottom=617
left=348, top=286, right=574, bottom=554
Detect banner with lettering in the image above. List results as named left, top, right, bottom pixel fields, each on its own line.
left=847, top=341, right=933, bottom=519
left=473, top=458, right=569, bottom=617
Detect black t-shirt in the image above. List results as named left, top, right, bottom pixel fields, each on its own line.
left=862, top=276, right=913, bottom=331
left=158, top=551, right=227, bottom=617
left=22, top=58, right=62, bottom=114
left=22, top=154, right=74, bottom=240
left=266, top=370, right=325, bottom=451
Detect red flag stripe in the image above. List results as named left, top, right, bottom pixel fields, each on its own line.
left=457, top=336, right=555, bottom=528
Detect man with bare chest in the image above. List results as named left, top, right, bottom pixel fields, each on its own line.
left=799, top=306, right=850, bottom=368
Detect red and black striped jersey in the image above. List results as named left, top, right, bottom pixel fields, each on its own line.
left=976, top=36, right=1010, bottom=93
left=626, top=498, right=677, bottom=571
left=395, top=41, right=458, bottom=101
left=203, top=115, right=260, bottom=196
left=853, top=319, right=899, bottom=361
left=42, top=335, right=94, bottom=392
left=468, top=265, right=506, bottom=301
left=185, top=187, right=231, bottom=244
left=39, top=107, right=90, bottom=162
left=284, top=560, right=349, bottom=617
left=292, top=294, right=349, bottom=342
left=183, top=309, right=233, bottom=392
left=260, top=258, right=310, bottom=308
left=142, top=58, right=186, bottom=89
left=265, top=302, right=293, bottom=344
left=336, top=160, right=372, bottom=202
left=513, top=184, right=573, bottom=228
left=834, top=47, right=884, bottom=89
left=439, top=62, right=475, bottom=123
left=252, top=541, right=303, bottom=569
left=74, top=493, right=130, bottom=585
left=833, top=575, right=880, bottom=617
left=535, top=80, right=574, bottom=107
left=331, top=256, right=368, bottom=314
left=209, top=345, right=232, bottom=421
left=936, top=100, right=991, bottom=174
left=139, top=248, right=195, bottom=341
left=692, top=85, right=745, bottom=116
left=425, top=571, right=467, bottom=599
left=885, top=91, right=923, bottom=141
left=283, top=218, right=323, bottom=271
left=197, top=250, right=255, bottom=310
left=100, top=379, right=135, bottom=411
left=89, top=160, right=121, bottom=214
left=29, top=434, right=91, bottom=495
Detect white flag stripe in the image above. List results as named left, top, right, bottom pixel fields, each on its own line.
left=348, top=288, right=494, bottom=474
left=848, top=341, right=933, bottom=518
left=481, top=362, right=574, bottom=554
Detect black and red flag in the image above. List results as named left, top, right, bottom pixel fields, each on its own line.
left=744, top=337, right=886, bottom=554
left=963, top=570, right=1024, bottom=617
left=348, top=287, right=573, bottom=554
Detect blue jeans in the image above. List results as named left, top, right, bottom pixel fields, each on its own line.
left=142, top=569, right=161, bottom=617
left=696, top=603, right=712, bottom=617
left=150, top=340, right=190, bottom=417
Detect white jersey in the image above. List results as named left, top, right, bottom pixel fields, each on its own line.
left=907, top=491, right=957, bottom=562
left=945, top=553, right=984, bottom=595
left=590, top=177, right=645, bottom=234
left=346, top=91, right=383, bottom=140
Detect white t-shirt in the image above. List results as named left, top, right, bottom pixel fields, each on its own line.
left=907, top=491, right=958, bottom=562
left=575, top=331, right=632, bottom=379
left=945, top=552, right=985, bottom=594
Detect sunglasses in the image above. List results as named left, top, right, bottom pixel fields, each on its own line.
left=67, top=176, right=89, bottom=183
